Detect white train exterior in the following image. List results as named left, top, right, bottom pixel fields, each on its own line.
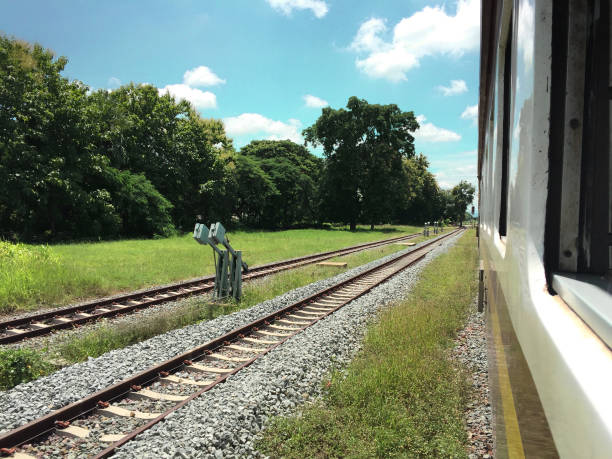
left=478, top=1, right=611, bottom=457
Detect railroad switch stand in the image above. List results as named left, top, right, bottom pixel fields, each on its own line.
left=193, top=222, right=248, bottom=301
left=424, top=221, right=442, bottom=236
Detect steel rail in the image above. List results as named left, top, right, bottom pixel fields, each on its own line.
left=0, top=229, right=462, bottom=458
left=0, top=232, right=424, bottom=344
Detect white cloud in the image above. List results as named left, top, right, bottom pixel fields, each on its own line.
left=350, top=18, right=387, bottom=53
left=303, top=94, right=329, bottom=108
left=223, top=113, right=302, bottom=143
left=437, top=79, right=468, bottom=96
left=414, top=115, right=461, bottom=142
left=518, top=0, right=534, bottom=70
left=350, top=0, right=480, bottom=82
left=183, top=66, right=225, bottom=87
left=266, top=0, right=328, bottom=18
left=430, top=153, right=478, bottom=200
left=158, top=84, right=217, bottom=110
left=435, top=171, right=454, bottom=190
left=108, top=76, right=121, bottom=88
left=461, top=104, right=478, bottom=124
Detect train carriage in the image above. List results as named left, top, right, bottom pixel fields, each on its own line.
left=478, top=0, right=612, bottom=457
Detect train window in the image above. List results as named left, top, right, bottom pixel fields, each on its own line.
left=499, top=26, right=512, bottom=237
left=546, top=0, right=611, bottom=347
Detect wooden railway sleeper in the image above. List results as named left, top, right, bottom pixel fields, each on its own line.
left=159, top=375, right=215, bottom=386
left=227, top=344, right=268, bottom=353
left=242, top=336, right=278, bottom=345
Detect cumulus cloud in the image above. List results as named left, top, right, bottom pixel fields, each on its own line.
left=266, top=0, right=328, bottom=18
left=350, top=0, right=480, bottom=82
left=303, top=94, right=329, bottom=108
left=183, top=66, right=225, bottom=87
left=108, top=76, right=121, bottom=88
left=223, top=113, right=302, bottom=143
left=158, top=84, right=217, bottom=110
left=414, top=115, right=461, bottom=142
left=430, top=152, right=478, bottom=192
left=461, top=104, right=478, bottom=124
left=157, top=65, right=223, bottom=110
left=437, top=79, right=468, bottom=96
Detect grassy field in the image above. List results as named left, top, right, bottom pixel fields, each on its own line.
left=56, top=237, right=431, bottom=363
left=257, top=230, right=478, bottom=458
left=1, top=235, right=431, bottom=389
left=0, top=225, right=422, bottom=313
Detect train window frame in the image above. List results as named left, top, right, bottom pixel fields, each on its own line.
left=491, top=0, right=514, bottom=251
left=545, top=0, right=611, bottom=348
left=499, top=25, right=513, bottom=238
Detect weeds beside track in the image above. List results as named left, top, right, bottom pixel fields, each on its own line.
left=257, top=229, right=478, bottom=458
left=0, top=231, right=462, bottom=458
left=0, top=233, right=432, bottom=389
left=1, top=226, right=421, bottom=313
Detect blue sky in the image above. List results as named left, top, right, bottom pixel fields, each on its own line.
left=0, top=0, right=479, bottom=190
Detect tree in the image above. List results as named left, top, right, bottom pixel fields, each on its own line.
left=451, top=181, right=476, bottom=226
left=87, top=85, right=232, bottom=231
left=240, top=140, right=322, bottom=228
left=395, top=154, right=442, bottom=224
left=0, top=35, right=121, bottom=240
left=304, top=97, right=418, bottom=230
left=230, top=154, right=278, bottom=226
left=0, top=35, right=234, bottom=240
left=106, top=168, right=175, bottom=237
left=437, top=189, right=455, bottom=223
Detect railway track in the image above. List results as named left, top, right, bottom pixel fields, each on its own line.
left=0, top=232, right=426, bottom=345
left=0, top=229, right=462, bottom=458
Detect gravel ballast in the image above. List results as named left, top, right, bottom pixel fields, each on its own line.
left=0, top=231, right=464, bottom=458
left=453, top=304, right=493, bottom=458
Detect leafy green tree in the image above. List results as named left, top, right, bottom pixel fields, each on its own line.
left=437, top=189, right=456, bottom=223
left=106, top=169, right=175, bottom=237
left=240, top=140, right=322, bottom=227
left=0, top=35, right=233, bottom=240
left=231, top=154, right=279, bottom=226
left=451, top=180, right=476, bottom=226
left=304, top=97, right=418, bottom=230
left=0, top=36, right=120, bottom=240
left=395, top=154, right=442, bottom=224
left=87, top=85, right=231, bottom=231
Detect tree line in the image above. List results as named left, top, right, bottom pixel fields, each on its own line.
left=0, top=35, right=474, bottom=242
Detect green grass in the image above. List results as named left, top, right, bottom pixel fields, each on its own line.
left=0, top=234, right=434, bottom=391
left=2, top=230, right=445, bottom=392
left=0, top=225, right=422, bottom=313
left=50, top=237, right=429, bottom=364
left=257, top=229, right=478, bottom=458
left=56, top=301, right=241, bottom=363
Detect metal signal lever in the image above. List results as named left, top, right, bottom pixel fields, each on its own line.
left=193, top=222, right=247, bottom=301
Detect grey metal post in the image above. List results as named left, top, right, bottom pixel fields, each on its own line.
left=215, top=250, right=230, bottom=298
left=231, top=250, right=243, bottom=300
left=478, top=260, right=485, bottom=312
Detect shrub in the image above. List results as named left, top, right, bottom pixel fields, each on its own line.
left=107, top=168, right=176, bottom=238
left=0, top=348, right=52, bottom=390
left=0, top=241, right=60, bottom=310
